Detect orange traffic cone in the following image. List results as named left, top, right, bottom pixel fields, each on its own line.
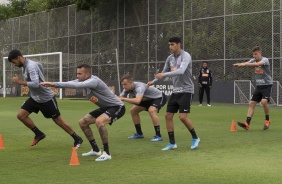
left=230, top=120, right=237, bottom=131
left=0, top=134, right=5, bottom=149
left=69, top=147, right=80, bottom=166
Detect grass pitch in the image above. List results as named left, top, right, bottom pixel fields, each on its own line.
left=1, top=97, right=282, bottom=184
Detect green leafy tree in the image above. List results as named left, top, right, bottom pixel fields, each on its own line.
left=0, top=4, right=13, bottom=20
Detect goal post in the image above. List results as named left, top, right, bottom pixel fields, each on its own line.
left=277, top=82, right=282, bottom=106
left=234, top=80, right=252, bottom=104
left=2, top=52, right=62, bottom=99
left=234, top=80, right=282, bottom=106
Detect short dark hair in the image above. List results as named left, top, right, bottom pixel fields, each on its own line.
left=203, top=61, right=208, bottom=64
left=168, top=37, right=182, bottom=44
left=8, top=49, right=23, bottom=62
left=252, top=46, right=262, bottom=53
left=77, top=64, right=91, bottom=73
left=120, top=74, right=133, bottom=82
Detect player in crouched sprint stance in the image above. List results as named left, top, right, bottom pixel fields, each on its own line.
left=233, top=46, right=272, bottom=130
left=8, top=49, right=83, bottom=147
left=41, top=64, right=125, bottom=161
left=148, top=37, right=200, bottom=150
left=119, top=74, right=167, bottom=142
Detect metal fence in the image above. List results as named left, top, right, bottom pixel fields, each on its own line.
left=1, top=0, right=282, bottom=94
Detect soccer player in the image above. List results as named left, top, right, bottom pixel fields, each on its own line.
left=41, top=64, right=125, bottom=161
left=8, top=49, right=83, bottom=147
left=198, top=61, right=212, bottom=106
left=233, top=46, right=272, bottom=130
left=147, top=37, right=200, bottom=150
left=119, top=74, right=167, bottom=142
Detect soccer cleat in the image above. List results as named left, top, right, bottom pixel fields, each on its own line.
left=199, top=104, right=202, bottom=106
left=150, top=135, right=163, bottom=142
left=162, top=143, right=177, bottom=151
left=191, top=137, right=200, bottom=150
left=128, top=133, right=144, bottom=139
left=263, top=120, right=270, bottom=130
left=30, top=134, right=46, bottom=146
left=95, top=151, right=112, bottom=161
left=207, top=104, right=211, bottom=107
left=74, top=136, right=83, bottom=148
left=237, top=122, right=250, bottom=130
left=82, top=149, right=102, bottom=157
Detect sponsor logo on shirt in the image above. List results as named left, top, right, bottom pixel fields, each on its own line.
left=255, top=67, right=264, bottom=74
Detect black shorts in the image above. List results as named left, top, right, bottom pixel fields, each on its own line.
left=21, top=96, right=61, bottom=119
left=167, top=93, right=193, bottom=113
left=89, top=105, right=125, bottom=125
left=137, top=93, right=167, bottom=112
left=251, top=85, right=272, bottom=102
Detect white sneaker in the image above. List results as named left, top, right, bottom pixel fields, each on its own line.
left=95, top=151, right=112, bottom=161
left=161, top=143, right=177, bottom=151
left=199, top=104, right=202, bottom=106
left=82, top=149, right=102, bottom=157
left=191, top=138, right=200, bottom=150
left=207, top=104, right=211, bottom=106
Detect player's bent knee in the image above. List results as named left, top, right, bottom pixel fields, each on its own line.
left=148, top=108, right=157, bottom=116
left=179, top=115, right=187, bottom=122
left=17, top=113, right=27, bottom=121
left=95, top=120, right=106, bottom=127
left=261, top=99, right=268, bottom=106
left=52, top=117, right=63, bottom=124
left=130, top=107, right=138, bottom=115
left=16, top=114, right=22, bottom=120
left=165, top=113, right=173, bottom=120
left=78, top=117, right=90, bottom=127
left=78, top=120, right=84, bottom=127
left=249, top=101, right=257, bottom=107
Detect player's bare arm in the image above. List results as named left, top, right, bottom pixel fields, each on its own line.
left=233, top=61, right=264, bottom=67
left=12, top=74, right=27, bottom=85
left=119, top=95, right=143, bottom=105
left=40, top=82, right=55, bottom=87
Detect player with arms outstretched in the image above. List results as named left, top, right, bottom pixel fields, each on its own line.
left=119, top=74, right=167, bottom=142
left=233, top=46, right=272, bottom=130
left=41, top=64, right=125, bottom=161
left=148, top=37, right=200, bottom=150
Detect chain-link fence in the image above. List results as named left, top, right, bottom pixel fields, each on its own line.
left=1, top=0, right=282, bottom=97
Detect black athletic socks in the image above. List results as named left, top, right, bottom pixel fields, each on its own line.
left=168, top=131, right=175, bottom=144
left=189, top=128, right=198, bottom=139
left=89, top=139, right=100, bottom=152
left=71, top=132, right=80, bottom=141
left=246, top=117, right=252, bottom=125
left=31, top=126, right=44, bottom=136
left=103, top=143, right=110, bottom=155
left=135, top=124, right=143, bottom=135
left=154, top=125, right=161, bottom=137
left=265, top=115, right=269, bottom=121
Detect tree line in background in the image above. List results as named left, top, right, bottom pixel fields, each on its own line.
left=0, top=0, right=112, bottom=20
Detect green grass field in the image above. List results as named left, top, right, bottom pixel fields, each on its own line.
left=1, top=97, right=282, bottom=184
